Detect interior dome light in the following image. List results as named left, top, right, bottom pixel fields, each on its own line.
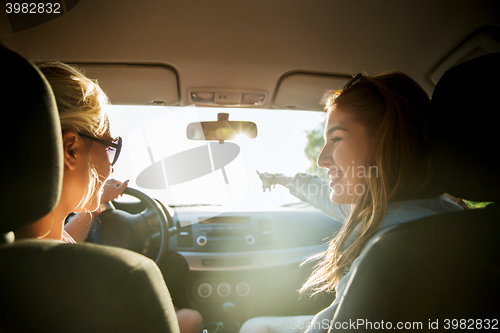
left=191, top=92, right=214, bottom=104
left=241, top=93, right=265, bottom=106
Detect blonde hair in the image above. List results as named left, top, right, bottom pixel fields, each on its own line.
left=37, top=61, right=110, bottom=211
left=300, top=71, right=449, bottom=295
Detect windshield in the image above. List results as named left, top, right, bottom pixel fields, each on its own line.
left=107, top=105, right=326, bottom=212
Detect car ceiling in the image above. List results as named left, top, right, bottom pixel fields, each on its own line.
left=1, top=0, right=500, bottom=108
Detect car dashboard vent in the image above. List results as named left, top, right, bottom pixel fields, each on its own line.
left=177, top=222, right=194, bottom=248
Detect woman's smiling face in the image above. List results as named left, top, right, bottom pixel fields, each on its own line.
left=317, top=108, right=373, bottom=204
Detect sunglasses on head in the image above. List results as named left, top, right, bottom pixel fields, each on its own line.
left=334, top=73, right=385, bottom=101
left=78, top=133, right=122, bottom=166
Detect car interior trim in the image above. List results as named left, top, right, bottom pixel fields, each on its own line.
left=179, top=244, right=327, bottom=271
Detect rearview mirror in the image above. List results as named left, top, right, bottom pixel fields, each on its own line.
left=187, top=113, right=257, bottom=143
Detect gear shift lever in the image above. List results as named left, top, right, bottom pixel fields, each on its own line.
left=222, top=302, right=237, bottom=333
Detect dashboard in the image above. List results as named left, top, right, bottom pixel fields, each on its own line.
left=111, top=197, right=341, bottom=322
left=167, top=207, right=342, bottom=322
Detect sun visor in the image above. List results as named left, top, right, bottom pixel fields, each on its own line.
left=272, top=73, right=350, bottom=111
left=72, top=64, right=179, bottom=106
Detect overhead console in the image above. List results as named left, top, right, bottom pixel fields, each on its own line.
left=188, top=88, right=268, bottom=108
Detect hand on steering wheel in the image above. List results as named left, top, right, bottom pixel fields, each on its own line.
left=101, top=178, right=129, bottom=202
left=88, top=187, right=172, bottom=264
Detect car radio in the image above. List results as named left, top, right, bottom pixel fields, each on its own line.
left=175, top=215, right=272, bottom=252
left=197, top=224, right=256, bottom=246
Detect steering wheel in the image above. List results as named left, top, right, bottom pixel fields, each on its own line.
left=88, top=187, right=173, bottom=264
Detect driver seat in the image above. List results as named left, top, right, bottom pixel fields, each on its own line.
left=330, top=53, right=500, bottom=327
left=0, top=44, right=179, bottom=333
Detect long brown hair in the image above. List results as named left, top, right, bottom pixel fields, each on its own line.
left=300, top=71, right=445, bottom=295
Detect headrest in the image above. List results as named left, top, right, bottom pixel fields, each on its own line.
left=430, top=53, right=500, bottom=203
left=0, top=44, right=63, bottom=233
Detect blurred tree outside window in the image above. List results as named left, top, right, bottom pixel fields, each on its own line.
left=304, top=119, right=328, bottom=180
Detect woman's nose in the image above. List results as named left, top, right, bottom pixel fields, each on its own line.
left=317, top=144, right=332, bottom=169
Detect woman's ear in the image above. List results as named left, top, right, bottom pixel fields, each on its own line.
left=62, top=131, right=81, bottom=170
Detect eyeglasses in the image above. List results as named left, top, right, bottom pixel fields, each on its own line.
left=335, top=73, right=385, bottom=101
left=79, top=133, right=122, bottom=166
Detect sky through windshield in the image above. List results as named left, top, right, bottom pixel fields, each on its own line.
left=106, top=105, right=326, bottom=213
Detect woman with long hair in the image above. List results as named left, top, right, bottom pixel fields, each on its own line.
left=15, top=61, right=115, bottom=243
left=14, top=61, right=202, bottom=333
left=245, top=71, right=465, bottom=333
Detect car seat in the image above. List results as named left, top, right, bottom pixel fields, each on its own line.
left=330, top=53, right=500, bottom=328
left=0, top=43, right=179, bottom=333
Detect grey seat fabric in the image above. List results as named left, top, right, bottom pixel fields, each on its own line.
left=0, top=240, right=181, bottom=332
left=0, top=44, right=179, bottom=333
left=329, top=53, right=500, bottom=330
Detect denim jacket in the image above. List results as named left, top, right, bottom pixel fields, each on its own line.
left=288, top=173, right=463, bottom=333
